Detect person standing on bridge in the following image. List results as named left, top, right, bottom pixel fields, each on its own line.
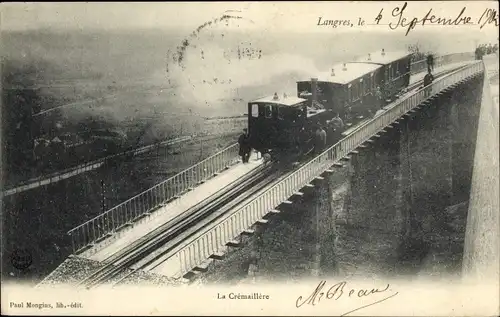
left=313, top=125, right=327, bottom=156
left=475, top=45, right=482, bottom=60
left=427, top=53, right=435, bottom=73
left=423, top=69, right=434, bottom=97
left=486, top=44, right=493, bottom=54
left=375, top=86, right=383, bottom=110
left=238, top=128, right=251, bottom=163
left=328, top=113, right=344, bottom=144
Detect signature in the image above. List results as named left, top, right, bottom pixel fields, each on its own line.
left=374, top=2, right=498, bottom=36
left=296, top=280, right=399, bottom=316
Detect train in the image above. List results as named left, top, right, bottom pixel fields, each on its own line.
left=247, top=49, right=413, bottom=157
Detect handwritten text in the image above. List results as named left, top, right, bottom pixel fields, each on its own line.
left=374, top=2, right=498, bottom=35
left=295, top=280, right=398, bottom=316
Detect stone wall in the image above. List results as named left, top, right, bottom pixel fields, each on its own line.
left=193, top=77, right=485, bottom=283
left=462, top=58, right=499, bottom=283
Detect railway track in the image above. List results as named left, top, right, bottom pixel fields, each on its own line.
left=76, top=160, right=283, bottom=289
left=115, top=155, right=319, bottom=284
left=76, top=61, right=472, bottom=288
left=343, top=62, right=472, bottom=136
left=124, top=62, right=474, bottom=280
left=408, top=63, right=469, bottom=92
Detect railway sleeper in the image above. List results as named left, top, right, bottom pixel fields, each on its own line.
left=227, top=239, right=242, bottom=248
left=193, top=259, right=212, bottom=273
left=297, top=183, right=316, bottom=196
left=316, top=170, right=332, bottom=180
left=240, top=229, right=255, bottom=245
left=309, top=176, right=326, bottom=188
left=243, top=228, right=256, bottom=235
left=183, top=270, right=203, bottom=281
left=210, top=251, right=226, bottom=261
left=256, top=218, right=269, bottom=226
left=269, top=209, right=281, bottom=214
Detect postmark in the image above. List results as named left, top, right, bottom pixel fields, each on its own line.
left=10, top=248, right=33, bottom=270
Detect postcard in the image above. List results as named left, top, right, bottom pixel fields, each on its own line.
left=1, top=1, right=498, bottom=316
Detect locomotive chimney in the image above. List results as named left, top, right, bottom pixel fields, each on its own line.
left=273, top=92, right=279, bottom=100
left=342, top=63, right=347, bottom=71
left=331, top=68, right=335, bottom=76
left=368, top=53, right=371, bottom=61
left=311, top=78, right=318, bottom=106
left=382, top=48, right=385, bottom=56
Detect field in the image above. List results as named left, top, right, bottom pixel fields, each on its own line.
left=1, top=27, right=486, bottom=283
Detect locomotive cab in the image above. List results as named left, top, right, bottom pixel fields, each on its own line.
left=247, top=93, right=308, bottom=154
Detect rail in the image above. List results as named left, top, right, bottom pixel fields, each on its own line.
left=67, top=142, right=240, bottom=253
left=174, top=60, right=484, bottom=277
left=2, top=136, right=193, bottom=196
left=410, top=52, right=475, bottom=75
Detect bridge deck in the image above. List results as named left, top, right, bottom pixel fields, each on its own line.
left=42, top=54, right=479, bottom=285
left=76, top=60, right=472, bottom=264
left=80, top=151, right=263, bottom=262
left=409, top=61, right=475, bottom=86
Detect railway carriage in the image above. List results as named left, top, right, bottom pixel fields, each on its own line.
left=358, top=49, right=412, bottom=101
left=297, top=61, right=384, bottom=123
left=247, top=49, right=413, bottom=157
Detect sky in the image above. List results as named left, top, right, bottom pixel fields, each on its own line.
left=1, top=1, right=498, bottom=38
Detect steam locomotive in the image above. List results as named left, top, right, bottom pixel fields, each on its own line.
left=247, top=49, right=413, bottom=156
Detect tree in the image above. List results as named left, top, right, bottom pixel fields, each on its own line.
left=407, top=43, right=426, bottom=62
